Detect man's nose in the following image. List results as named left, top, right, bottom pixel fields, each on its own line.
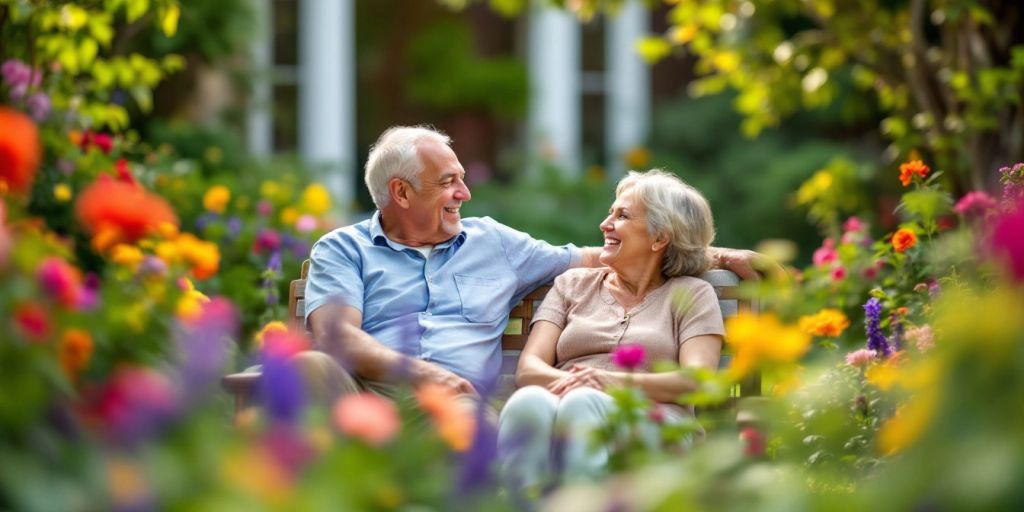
left=455, top=180, right=471, bottom=201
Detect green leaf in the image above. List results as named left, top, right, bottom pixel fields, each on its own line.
left=125, top=0, right=150, bottom=22
left=160, top=3, right=180, bottom=37
left=79, top=38, right=99, bottom=66
left=900, top=188, right=952, bottom=223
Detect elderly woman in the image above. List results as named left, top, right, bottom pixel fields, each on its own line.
left=497, top=170, right=724, bottom=487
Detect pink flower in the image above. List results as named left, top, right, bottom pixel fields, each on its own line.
left=843, top=216, right=865, bottom=233
left=253, top=229, right=281, bottom=254
left=830, top=266, right=847, bottom=281
left=988, top=200, right=1024, bottom=282
left=845, top=349, right=878, bottom=367
left=37, top=257, right=84, bottom=308
left=905, top=325, right=934, bottom=352
left=611, top=343, right=646, bottom=370
left=812, top=239, right=837, bottom=267
left=333, top=393, right=401, bottom=446
left=15, top=302, right=51, bottom=341
left=257, top=199, right=273, bottom=217
left=295, top=214, right=317, bottom=233
left=954, top=191, right=997, bottom=218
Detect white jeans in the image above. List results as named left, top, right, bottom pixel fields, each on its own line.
left=497, top=385, right=684, bottom=488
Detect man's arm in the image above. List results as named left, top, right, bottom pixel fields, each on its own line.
left=308, top=303, right=476, bottom=395
left=573, top=246, right=781, bottom=280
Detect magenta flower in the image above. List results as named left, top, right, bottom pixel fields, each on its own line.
left=988, top=200, right=1024, bottom=282
left=611, top=343, right=646, bottom=370
left=843, top=216, right=865, bottom=233
left=253, top=228, right=281, bottom=254
left=830, top=266, right=847, bottom=281
left=954, top=191, right=997, bottom=218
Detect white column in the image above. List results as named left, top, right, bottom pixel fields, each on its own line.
left=299, top=0, right=355, bottom=213
left=605, top=0, right=650, bottom=177
left=247, top=0, right=272, bottom=156
left=527, top=0, right=581, bottom=175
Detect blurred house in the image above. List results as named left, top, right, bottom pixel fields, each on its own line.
left=245, top=0, right=659, bottom=213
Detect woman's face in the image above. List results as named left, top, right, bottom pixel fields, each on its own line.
left=599, top=187, right=661, bottom=270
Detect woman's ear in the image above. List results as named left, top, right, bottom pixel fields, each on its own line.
left=652, top=235, right=670, bottom=252
left=388, top=178, right=410, bottom=208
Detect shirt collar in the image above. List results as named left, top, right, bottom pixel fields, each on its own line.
left=369, top=210, right=467, bottom=250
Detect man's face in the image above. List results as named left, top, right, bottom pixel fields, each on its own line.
left=403, top=139, right=471, bottom=245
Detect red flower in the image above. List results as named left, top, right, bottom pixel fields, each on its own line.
left=253, top=229, right=281, bottom=254
left=80, top=130, right=114, bottom=154
left=898, top=160, right=930, bottom=187
left=892, top=229, right=918, bottom=253
left=739, top=426, right=766, bottom=457
left=75, top=176, right=178, bottom=250
left=15, top=302, right=51, bottom=341
left=0, top=107, right=42, bottom=194
left=114, top=159, right=136, bottom=186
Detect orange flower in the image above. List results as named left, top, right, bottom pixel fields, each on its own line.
left=0, top=107, right=42, bottom=194
left=333, top=393, right=401, bottom=446
left=898, top=160, right=930, bottom=187
left=892, top=228, right=918, bottom=253
left=59, top=329, right=94, bottom=377
left=173, top=233, right=220, bottom=280
left=75, top=177, right=178, bottom=250
left=416, top=383, right=476, bottom=452
left=798, top=309, right=850, bottom=337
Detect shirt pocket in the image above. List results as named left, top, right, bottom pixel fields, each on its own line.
left=454, top=274, right=505, bottom=323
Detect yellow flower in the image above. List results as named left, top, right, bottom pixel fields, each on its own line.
left=175, top=233, right=220, bottom=280
left=154, top=240, right=179, bottom=265
left=156, top=222, right=179, bottom=240
left=300, top=183, right=332, bottom=215
left=203, top=185, right=231, bottom=214
left=669, top=23, right=699, bottom=45
left=795, top=170, right=833, bottom=205
left=865, top=359, right=900, bottom=391
left=176, top=278, right=210, bottom=321
left=260, top=180, right=281, bottom=200
left=877, top=392, right=936, bottom=455
left=798, top=309, right=850, bottom=337
left=279, top=207, right=299, bottom=226
left=54, top=183, right=72, bottom=202
left=623, top=147, right=651, bottom=169
left=725, top=312, right=810, bottom=379
left=110, top=244, right=144, bottom=269
left=711, top=50, right=740, bottom=72
left=254, top=321, right=289, bottom=349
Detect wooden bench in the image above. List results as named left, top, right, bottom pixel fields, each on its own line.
left=221, top=261, right=758, bottom=416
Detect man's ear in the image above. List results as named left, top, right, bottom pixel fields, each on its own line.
left=388, top=178, right=410, bottom=208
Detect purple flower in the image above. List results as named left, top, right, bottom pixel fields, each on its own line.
left=194, top=212, right=219, bottom=232
left=225, top=216, right=243, bottom=239
left=1, top=59, right=41, bottom=98
left=887, top=312, right=904, bottom=352
left=175, top=297, right=238, bottom=402
left=611, top=343, right=646, bottom=370
left=863, top=298, right=892, bottom=357
left=26, top=92, right=50, bottom=121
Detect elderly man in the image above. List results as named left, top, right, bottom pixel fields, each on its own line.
left=298, top=125, right=764, bottom=400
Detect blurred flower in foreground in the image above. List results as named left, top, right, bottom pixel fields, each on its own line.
left=611, top=343, right=646, bottom=370
left=416, top=383, right=476, bottom=452
left=725, top=312, right=810, bottom=378
left=891, top=228, right=918, bottom=253
left=333, top=393, right=401, bottom=446
left=799, top=309, right=850, bottom=337
left=59, top=328, right=94, bottom=379
left=175, top=277, right=210, bottom=321
left=260, top=330, right=310, bottom=425
left=0, top=106, right=42, bottom=194
left=37, top=256, right=86, bottom=309
left=739, top=426, right=766, bottom=457
left=83, top=366, right=180, bottom=443
left=254, top=320, right=289, bottom=349
left=76, top=177, right=178, bottom=251
left=987, top=200, right=1024, bottom=282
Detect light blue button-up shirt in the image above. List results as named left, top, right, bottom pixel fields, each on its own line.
left=305, top=212, right=580, bottom=391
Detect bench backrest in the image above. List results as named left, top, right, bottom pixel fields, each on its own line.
left=291, top=261, right=759, bottom=397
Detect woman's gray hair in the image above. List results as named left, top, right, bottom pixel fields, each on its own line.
left=364, top=125, right=451, bottom=209
left=616, top=169, right=716, bottom=277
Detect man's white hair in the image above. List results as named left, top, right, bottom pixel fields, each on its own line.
left=364, top=125, right=451, bottom=209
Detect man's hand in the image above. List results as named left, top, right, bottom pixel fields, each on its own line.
left=709, top=247, right=786, bottom=281
left=411, top=360, right=478, bottom=397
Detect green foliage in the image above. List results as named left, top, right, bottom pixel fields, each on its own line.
left=406, top=20, right=528, bottom=119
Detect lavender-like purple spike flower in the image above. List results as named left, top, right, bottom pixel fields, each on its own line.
left=888, top=312, right=904, bottom=353
left=864, top=298, right=892, bottom=356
